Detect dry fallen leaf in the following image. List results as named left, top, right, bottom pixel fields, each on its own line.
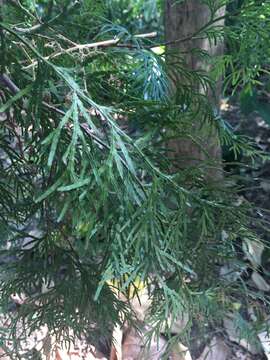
left=251, top=271, right=270, bottom=292
left=196, top=337, right=230, bottom=360
left=110, top=324, right=123, bottom=360
left=122, top=327, right=167, bottom=360
left=258, top=330, right=270, bottom=360
left=242, top=239, right=264, bottom=268
left=223, top=316, right=260, bottom=355
left=171, top=343, right=192, bottom=360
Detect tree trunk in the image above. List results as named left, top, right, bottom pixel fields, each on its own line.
left=165, top=0, right=225, bottom=179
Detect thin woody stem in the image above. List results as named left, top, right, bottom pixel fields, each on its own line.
left=11, top=1, right=80, bottom=34
left=158, top=3, right=257, bottom=48
left=23, top=32, right=157, bottom=69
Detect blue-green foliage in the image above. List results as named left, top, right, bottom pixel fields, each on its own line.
left=0, top=0, right=269, bottom=355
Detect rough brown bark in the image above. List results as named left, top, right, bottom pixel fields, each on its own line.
left=165, top=0, right=225, bottom=178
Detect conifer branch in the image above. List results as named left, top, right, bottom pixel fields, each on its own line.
left=23, top=32, right=157, bottom=69
left=11, top=0, right=80, bottom=35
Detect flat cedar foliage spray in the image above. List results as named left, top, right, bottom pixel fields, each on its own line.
left=0, top=0, right=269, bottom=356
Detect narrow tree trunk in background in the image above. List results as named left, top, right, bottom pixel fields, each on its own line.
left=165, top=0, right=225, bottom=179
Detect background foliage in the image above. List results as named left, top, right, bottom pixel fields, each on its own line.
left=0, top=0, right=270, bottom=356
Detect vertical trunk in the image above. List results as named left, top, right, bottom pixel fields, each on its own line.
left=165, top=0, right=225, bottom=179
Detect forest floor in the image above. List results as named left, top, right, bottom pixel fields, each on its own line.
left=222, top=97, right=270, bottom=209
left=222, top=97, right=270, bottom=251
left=219, top=98, right=270, bottom=360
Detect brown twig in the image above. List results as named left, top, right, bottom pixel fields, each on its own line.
left=11, top=1, right=80, bottom=35
left=23, top=32, right=157, bottom=69
left=156, top=3, right=257, bottom=49
left=0, top=75, right=25, bottom=157
left=9, top=0, right=36, bottom=20
left=0, top=73, right=108, bottom=149
left=0, top=73, right=20, bottom=93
